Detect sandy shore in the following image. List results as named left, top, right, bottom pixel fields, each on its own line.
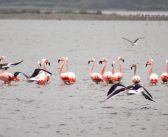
left=0, top=12, right=168, bottom=20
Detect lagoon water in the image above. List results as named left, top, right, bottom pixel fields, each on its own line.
left=0, top=20, right=168, bottom=137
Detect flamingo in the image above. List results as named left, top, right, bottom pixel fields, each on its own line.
left=99, top=58, right=114, bottom=84
left=0, top=71, right=20, bottom=84
left=113, top=56, right=124, bottom=82
left=0, top=59, right=23, bottom=84
left=14, top=69, right=52, bottom=84
left=161, top=60, right=168, bottom=83
left=37, top=58, right=51, bottom=82
left=122, top=37, right=145, bottom=46
left=105, top=83, right=154, bottom=102
left=146, top=59, right=158, bottom=85
left=131, top=64, right=141, bottom=84
left=88, top=58, right=103, bottom=84
left=58, top=57, right=76, bottom=84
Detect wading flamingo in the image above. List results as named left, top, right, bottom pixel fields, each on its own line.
left=131, top=64, right=141, bottom=84
left=88, top=58, right=103, bottom=84
left=99, top=58, right=114, bottom=84
left=14, top=69, right=52, bottom=84
left=0, top=59, right=23, bottom=84
left=122, top=37, right=145, bottom=46
left=146, top=59, right=158, bottom=85
left=37, top=58, right=51, bottom=82
left=58, top=57, right=76, bottom=84
left=113, top=56, right=124, bottom=82
left=161, top=60, right=168, bottom=83
left=0, top=71, right=20, bottom=84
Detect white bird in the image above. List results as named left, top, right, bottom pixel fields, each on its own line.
left=122, top=37, right=145, bottom=46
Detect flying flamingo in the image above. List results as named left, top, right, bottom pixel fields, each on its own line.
left=99, top=58, right=114, bottom=84
left=131, top=64, right=141, bottom=84
left=161, top=60, right=168, bottom=83
left=146, top=59, right=158, bottom=85
left=113, top=56, right=124, bottom=82
left=58, top=57, right=76, bottom=85
left=37, top=58, right=51, bottom=82
left=88, top=58, right=103, bottom=84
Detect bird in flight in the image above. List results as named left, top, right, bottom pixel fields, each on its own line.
left=122, top=37, right=145, bottom=46
left=104, top=83, right=154, bottom=102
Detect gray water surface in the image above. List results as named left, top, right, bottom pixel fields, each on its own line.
left=0, top=20, right=168, bottom=137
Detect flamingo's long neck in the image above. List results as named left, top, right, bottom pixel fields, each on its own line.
left=101, top=62, right=107, bottom=75
left=66, top=60, right=69, bottom=72
left=43, top=64, right=47, bottom=70
left=148, top=64, right=153, bottom=76
left=118, top=60, right=122, bottom=73
left=90, top=61, right=95, bottom=74
left=166, top=63, right=168, bottom=73
left=112, top=64, right=115, bottom=74
left=59, top=61, right=65, bottom=75
left=133, top=66, right=136, bottom=76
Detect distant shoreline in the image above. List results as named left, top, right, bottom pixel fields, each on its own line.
left=0, top=9, right=168, bottom=20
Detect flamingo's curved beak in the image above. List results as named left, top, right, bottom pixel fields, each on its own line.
left=146, top=63, right=148, bottom=67
left=131, top=66, right=133, bottom=70
left=99, top=61, right=103, bottom=64
left=47, top=62, right=50, bottom=66
left=88, top=61, right=91, bottom=64
left=58, top=59, right=61, bottom=63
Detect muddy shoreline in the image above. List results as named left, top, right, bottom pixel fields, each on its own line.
left=0, top=10, right=168, bottom=20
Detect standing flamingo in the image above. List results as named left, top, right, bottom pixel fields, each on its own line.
left=0, top=71, right=20, bottom=84
left=37, top=58, right=51, bottom=82
left=88, top=58, right=103, bottom=84
left=161, top=60, right=168, bottom=83
left=14, top=69, right=52, bottom=84
left=113, top=56, right=124, bottom=82
left=0, top=59, right=23, bottom=84
left=131, top=64, right=141, bottom=84
left=146, top=59, right=158, bottom=85
left=58, top=57, right=76, bottom=84
left=99, top=58, right=114, bottom=84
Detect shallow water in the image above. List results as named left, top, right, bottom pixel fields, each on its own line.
left=0, top=20, right=168, bottom=137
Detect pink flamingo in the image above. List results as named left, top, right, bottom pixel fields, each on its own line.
left=0, top=59, right=23, bottom=84
left=131, top=64, right=141, bottom=84
left=0, top=71, right=20, bottom=84
left=88, top=58, right=103, bottom=84
left=113, top=56, right=124, bottom=82
left=37, top=58, right=51, bottom=82
left=58, top=57, right=76, bottom=84
left=146, top=59, right=158, bottom=85
left=99, top=58, right=114, bottom=84
left=161, top=60, right=168, bottom=83
left=16, top=59, right=51, bottom=85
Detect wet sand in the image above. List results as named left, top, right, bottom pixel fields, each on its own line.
left=0, top=20, right=168, bottom=137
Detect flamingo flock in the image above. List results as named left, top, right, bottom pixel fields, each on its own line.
left=1, top=55, right=168, bottom=102
left=0, top=55, right=168, bottom=86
